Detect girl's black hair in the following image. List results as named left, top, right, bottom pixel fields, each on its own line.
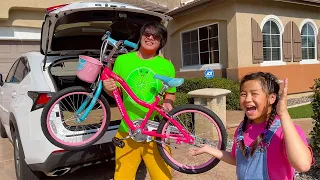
left=137, top=21, right=168, bottom=54
left=239, top=72, right=280, bottom=157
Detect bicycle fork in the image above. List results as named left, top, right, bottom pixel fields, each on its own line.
left=76, top=81, right=103, bottom=123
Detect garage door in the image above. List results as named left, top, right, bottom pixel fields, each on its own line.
left=0, top=40, right=39, bottom=79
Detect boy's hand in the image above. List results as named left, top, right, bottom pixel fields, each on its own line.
left=163, top=94, right=175, bottom=111
left=103, top=78, right=117, bottom=92
left=163, top=102, right=173, bottom=111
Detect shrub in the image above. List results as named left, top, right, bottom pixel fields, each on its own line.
left=174, top=77, right=241, bottom=110
left=310, top=78, right=320, bottom=154
left=173, top=92, right=193, bottom=107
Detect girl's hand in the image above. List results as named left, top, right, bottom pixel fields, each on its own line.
left=276, top=78, right=289, bottom=117
left=189, top=144, right=210, bottom=156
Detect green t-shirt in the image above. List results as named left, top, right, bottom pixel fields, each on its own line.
left=112, top=52, right=176, bottom=133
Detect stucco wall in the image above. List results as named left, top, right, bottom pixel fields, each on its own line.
left=165, top=0, right=320, bottom=93
left=0, top=9, right=44, bottom=28
left=235, top=0, right=320, bottom=67
left=0, top=0, right=182, bottom=28
left=165, top=0, right=237, bottom=72
left=233, top=64, right=320, bottom=94
left=0, top=0, right=77, bottom=20
left=166, top=0, right=320, bottom=70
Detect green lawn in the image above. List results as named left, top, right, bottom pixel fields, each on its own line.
left=288, top=104, right=313, bottom=119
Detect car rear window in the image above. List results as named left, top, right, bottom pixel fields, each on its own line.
left=51, top=10, right=161, bottom=51
left=51, top=60, right=79, bottom=76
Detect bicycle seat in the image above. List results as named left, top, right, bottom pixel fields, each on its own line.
left=153, top=74, right=184, bottom=87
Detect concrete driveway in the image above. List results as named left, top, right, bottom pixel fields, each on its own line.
left=0, top=137, right=149, bottom=180
left=1, top=111, right=313, bottom=180
left=0, top=136, right=236, bottom=180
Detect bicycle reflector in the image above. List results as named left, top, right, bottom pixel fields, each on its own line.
left=27, top=91, right=52, bottom=111
left=46, top=4, right=69, bottom=13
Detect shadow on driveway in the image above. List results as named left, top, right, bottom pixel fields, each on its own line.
left=45, top=161, right=148, bottom=180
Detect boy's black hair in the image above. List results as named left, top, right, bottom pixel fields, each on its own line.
left=137, top=21, right=168, bottom=54
left=239, top=72, right=280, bottom=157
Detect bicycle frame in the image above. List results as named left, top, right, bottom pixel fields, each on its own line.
left=75, top=33, right=194, bottom=144
left=99, top=68, right=194, bottom=144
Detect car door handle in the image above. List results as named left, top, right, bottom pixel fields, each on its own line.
left=12, top=92, right=17, bottom=98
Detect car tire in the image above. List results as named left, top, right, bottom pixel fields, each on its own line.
left=0, top=121, right=7, bottom=138
left=12, top=129, right=44, bottom=180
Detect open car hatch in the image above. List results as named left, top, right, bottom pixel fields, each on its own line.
left=41, top=1, right=172, bottom=69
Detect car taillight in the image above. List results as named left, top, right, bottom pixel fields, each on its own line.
left=28, top=91, right=52, bottom=111
left=52, top=149, right=68, bottom=154
left=46, top=4, right=69, bottom=13
left=36, top=94, right=51, bottom=105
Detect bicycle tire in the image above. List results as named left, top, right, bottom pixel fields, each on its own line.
left=156, top=104, right=227, bottom=174
left=41, top=86, right=111, bottom=151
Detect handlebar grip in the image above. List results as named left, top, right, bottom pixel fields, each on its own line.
left=107, top=36, right=118, bottom=47
left=123, top=40, right=137, bottom=49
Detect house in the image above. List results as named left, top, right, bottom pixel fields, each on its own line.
left=164, top=0, right=320, bottom=94
left=1, top=0, right=319, bottom=94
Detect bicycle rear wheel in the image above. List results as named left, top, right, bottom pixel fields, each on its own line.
left=156, top=104, right=227, bottom=174
left=41, top=86, right=111, bottom=151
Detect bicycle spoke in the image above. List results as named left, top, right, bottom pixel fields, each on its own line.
left=45, top=89, right=109, bottom=149
left=157, top=105, right=226, bottom=174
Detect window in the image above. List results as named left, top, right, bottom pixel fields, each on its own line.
left=301, top=23, right=316, bottom=60
left=262, top=20, right=281, bottom=61
left=5, top=59, right=19, bottom=83
left=51, top=60, right=78, bottom=76
left=181, top=24, right=219, bottom=67
left=5, top=57, right=30, bottom=83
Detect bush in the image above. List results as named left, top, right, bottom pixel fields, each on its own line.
left=310, top=78, right=320, bottom=154
left=173, top=92, right=193, bottom=107
left=174, top=77, right=241, bottom=110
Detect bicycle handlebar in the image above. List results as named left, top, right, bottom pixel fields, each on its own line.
left=103, top=31, right=137, bottom=49
left=123, top=40, right=137, bottom=49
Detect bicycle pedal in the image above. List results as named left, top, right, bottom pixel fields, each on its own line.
left=112, top=137, right=125, bottom=148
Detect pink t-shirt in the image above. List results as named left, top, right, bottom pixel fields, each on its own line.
left=231, top=119, right=313, bottom=180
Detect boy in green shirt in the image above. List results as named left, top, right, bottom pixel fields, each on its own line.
left=103, top=21, right=175, bottom=180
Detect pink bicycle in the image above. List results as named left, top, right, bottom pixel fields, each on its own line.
left=41, top=31, right=227, bottom=174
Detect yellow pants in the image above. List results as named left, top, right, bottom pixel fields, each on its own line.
left=114, top=131, right=172, bottom=180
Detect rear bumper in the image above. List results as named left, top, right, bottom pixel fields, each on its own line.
left=26, top=119, right=121, bottom=175
left=29, top=141, right=115, bottom=174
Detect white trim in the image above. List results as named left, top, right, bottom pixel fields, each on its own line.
left=260, top=15, right=284, bottom=34
left=0, top=27, right=40, bottom=41
left=260, top=61, right=286, bottom=66
left=179, top=63, right=223, bottom=72
left=300, top=59, right=320, bottom=64
left=260, top=15, right=284, bottom=64
left=180, top=22, right=220, bottom=68
left=299, top=19, right=318, bottom=35
left=299, top=19, right=318, bottom=61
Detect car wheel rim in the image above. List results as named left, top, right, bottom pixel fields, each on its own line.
left=14, top=137, right=20, bottom=177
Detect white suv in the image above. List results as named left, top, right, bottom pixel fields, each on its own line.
left=0, top=2, right=170, bottom=179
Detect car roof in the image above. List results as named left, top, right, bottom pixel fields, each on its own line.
left=24, top=51, right=78, bottom=68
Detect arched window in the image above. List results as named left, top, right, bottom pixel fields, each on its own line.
left=301, top=23, right=316, bottom=60
left=262, top=20, right=281, bottom=61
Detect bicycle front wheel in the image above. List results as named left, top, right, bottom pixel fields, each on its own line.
left=41, top=86, right=111, bottom=151
left=156, top=104, right=227, bottom=174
